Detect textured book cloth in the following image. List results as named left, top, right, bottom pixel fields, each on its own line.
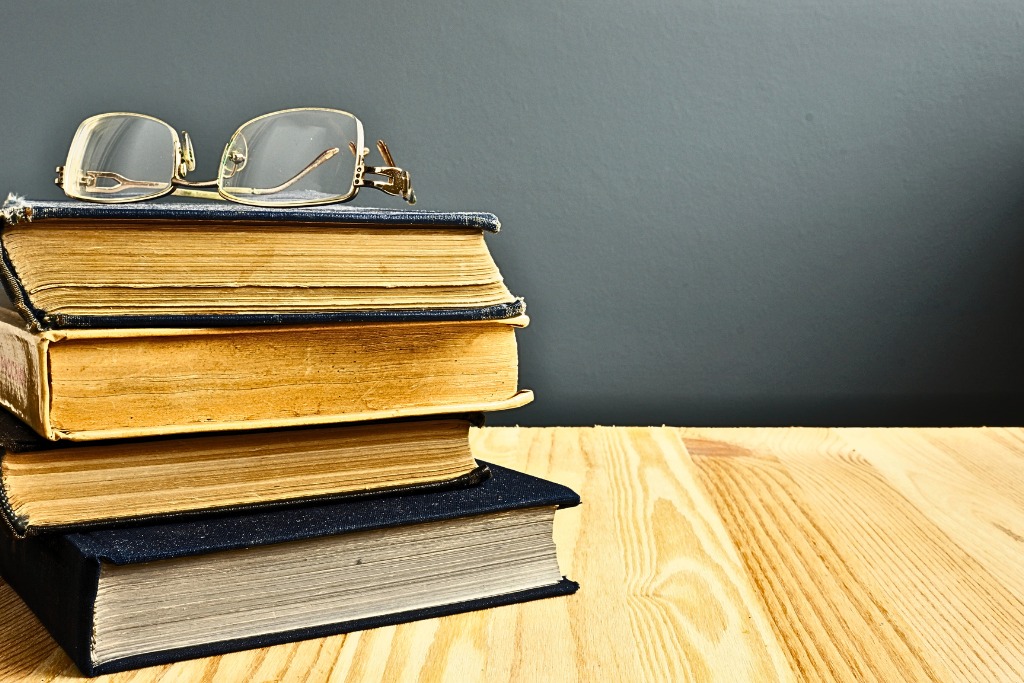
left=0, top=198, right=522, bottom=332
left=0, top=462, right=580, bottom=676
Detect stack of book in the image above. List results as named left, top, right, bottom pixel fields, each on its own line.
left=0, top=198, right=578, bottom=676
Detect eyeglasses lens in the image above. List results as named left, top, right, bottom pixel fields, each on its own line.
left=63, top=114, right=177, bottom=201
left=218, top=110, right=361, bottom=205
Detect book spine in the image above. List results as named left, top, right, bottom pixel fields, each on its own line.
left=0, top=232, right=44, bottom=332
left=0, top=322, right=51, bottom=439
left=0, top=528, right=99, bottom=675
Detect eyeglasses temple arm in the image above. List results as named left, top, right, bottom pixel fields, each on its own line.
left=226, top=147, right=341, bottom=196
left=64, top=170, right=169, bottom=194
left=357, top=140, right=416, bottom=205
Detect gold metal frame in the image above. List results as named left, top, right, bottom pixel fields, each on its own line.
left=55, top=108, right=416, bottom=206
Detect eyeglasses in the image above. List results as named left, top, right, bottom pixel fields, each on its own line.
left=55, top=108, right=415, bottom=207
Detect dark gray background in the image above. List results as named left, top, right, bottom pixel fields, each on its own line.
left=2, top=2, right=1023, bottom=426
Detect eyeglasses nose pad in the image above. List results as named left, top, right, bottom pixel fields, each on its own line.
left=179, top=131, right=196, bottom=175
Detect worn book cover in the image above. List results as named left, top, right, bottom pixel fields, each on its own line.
left=0, top=462, right=581, bottom=677
left=0, top=198, right=522, bottom=332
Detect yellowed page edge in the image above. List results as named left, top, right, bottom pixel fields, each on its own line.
left=54, top=390, right=534, bottom=442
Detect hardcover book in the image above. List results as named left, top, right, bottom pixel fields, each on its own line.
left=0, top=462, right=580, bottom=677
left=0, top=408, right=522, bottom=536
left=0, top=198, right=521, bottom=332
left=0, top=307, right=530, bottom=441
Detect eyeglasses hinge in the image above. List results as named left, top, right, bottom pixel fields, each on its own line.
left=360, top=165, right=416, bottom=204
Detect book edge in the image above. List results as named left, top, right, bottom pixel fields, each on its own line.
left=66, top=461, right=579, bottom=565
left=88, top=578, right=578, bottom=676
left=52, top=390, right=534, bottom=442
left=13, top=464, right=494, bottom=538
left=42, top=299, right=527, bottom=332
left=1, top=198, right=502, bottom=233
left=0, top=407, right=487, bottom=454
left=1, top=198, right=510, bottom=333
left=42, top=312, right=529, bottom=341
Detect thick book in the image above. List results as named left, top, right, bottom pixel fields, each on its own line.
left=0, top=307, right=530, bottom=441
left=0, top=462, right=580, bottom=677
left=0, top=407, right=517, bottom=536
left=0, top=197, right=521, bottom=332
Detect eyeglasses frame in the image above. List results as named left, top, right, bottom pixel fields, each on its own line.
left=55, top=107, right=416, bottom=207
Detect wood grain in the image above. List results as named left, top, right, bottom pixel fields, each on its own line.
left=838, top=428, right=1024, bottom=602
left=683, top=427, right=1024, bottom=682
left=1, top=427, right=1023, bottom=681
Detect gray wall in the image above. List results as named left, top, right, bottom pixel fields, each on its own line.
left=2, top=2, right=1023, bottom=426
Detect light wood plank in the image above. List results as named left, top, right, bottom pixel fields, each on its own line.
left=685, top=427, right=1024, bottom=682
left=324, top=427, right=789, bottom=682
left=524, top=426, right=791, bottom=682
left=683, top=428, right=947, bottom=682
left=780, top=428, right=1024, bottom=681
left=3, top=427, right=1024, bottom=681
left=838, top=428, right=1024, bottom=602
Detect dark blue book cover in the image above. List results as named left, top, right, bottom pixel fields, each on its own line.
left=0, top=462, right=580, bottom=676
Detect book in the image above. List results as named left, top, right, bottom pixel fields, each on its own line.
left=0, top=462, right=580, bottom=677
left=0, top=308, right=530, bottom=441
left=0, top=408, right=519, bottom=536
left=0, top=198, right=521, bottom=332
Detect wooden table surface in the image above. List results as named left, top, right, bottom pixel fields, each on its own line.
left=2, top=427, right=1024, bottom=682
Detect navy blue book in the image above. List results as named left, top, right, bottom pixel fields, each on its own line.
left=0, top=462, right=580, bottom=677
left=0, top=197, right=522, bottom=332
